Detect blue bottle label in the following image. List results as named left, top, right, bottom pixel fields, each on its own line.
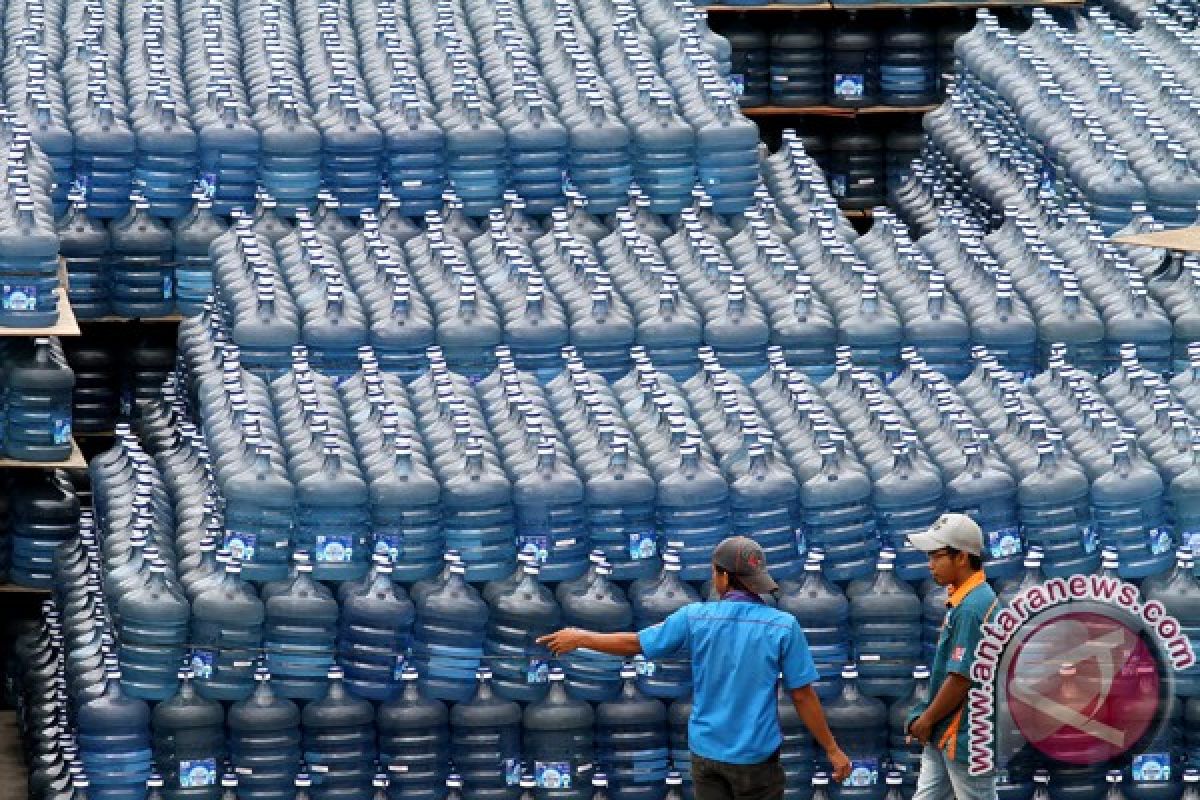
left=223, top=531, right=256, bottom=562
left=1040, top=156, right=1056, bottom=192
left=847, top=759, right=879, bottom=787
left=374, top=534, right=402, bottom=564
left=1182, top=530, right=1200, bottom=556
left=504, top=759, right=522, bottom=786
left=833, top=74, right=864, bottom=99
left=1148, top=527, right=1174, bottom=556
left=53, top=417, right=72, bottom=444
left=1132, top=753, right=1170, bottom=782
left=729, top=73, right=745, bottom=96
left=2, top=285, right=37, bottom=311
left=179, top=759, right=218, bottom=788
left=629, top=531, right=658, bottom=560
left=829, top=175, right=847, bottom=197
left=634, top=655, right=657, bottom=677
left=393, top=654, right=407, bottom=680
left=517, top=534, right=549, bottom=565
left=794, top=526, right=807, bottom=558
left=527, top=658, right=549, bottom=684
left=198, top=173, right=218, bottom=198
left=987, top=527, right=1022, bottom=559
left=535, top=762, right=572, bottom=789
left=316, top=534, right=353, bottom=562
left=163, top=274, right=174, bottom=299
left=1081, top=525, right=1098, bottom=554
left=189, top=649, right=215, bottom=679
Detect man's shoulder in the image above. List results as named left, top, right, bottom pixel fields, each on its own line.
left=741, top=602, right=799, bottom=629
left=957, top=579, right=998, bottom=620
left=690, top=601, right=795, bottom=626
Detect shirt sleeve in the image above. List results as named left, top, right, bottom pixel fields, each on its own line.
left=781, top=617, right=820, bottom=690
left=945, top=602, right=990, bottom=677
left=638, top=606, right=691, bottom=659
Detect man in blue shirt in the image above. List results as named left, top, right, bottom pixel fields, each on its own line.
left=539, top=536, right=852, bottom=799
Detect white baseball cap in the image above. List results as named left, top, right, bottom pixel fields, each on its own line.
left=908, top=513, right=984, bottom=557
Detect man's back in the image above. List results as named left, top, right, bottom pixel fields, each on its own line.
left=640, top=598, right=818, bottom=765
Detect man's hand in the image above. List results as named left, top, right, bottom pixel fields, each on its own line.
left=825, top=746, right=852, bottom=784
left=536, top=630, right=643, bottom=657
left=907, top=714, right=934, bottom=746
left=537, top=628, right=589, bottom=655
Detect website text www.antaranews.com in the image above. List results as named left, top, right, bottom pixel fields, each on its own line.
left=966, top=573, right=1196, bottom=776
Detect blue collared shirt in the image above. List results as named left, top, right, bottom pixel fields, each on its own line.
left=638, top=596, right=819, bottom=764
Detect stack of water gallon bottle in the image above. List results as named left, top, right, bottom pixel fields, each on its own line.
left=715, top=12, right=954, bottom=109
left=0, top=0, right=763, bottom=322
left=16, top=328, right=1200, bottom=800
left=13, top=0, right=1200, bottom=798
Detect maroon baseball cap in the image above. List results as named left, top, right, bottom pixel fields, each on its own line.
left=712, top=536, right=778, bottom=594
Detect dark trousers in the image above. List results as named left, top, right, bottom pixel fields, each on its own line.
left=692, top=751, right=786, bottom=800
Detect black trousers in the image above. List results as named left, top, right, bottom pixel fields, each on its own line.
left=692, top=751, right=786, bottom=800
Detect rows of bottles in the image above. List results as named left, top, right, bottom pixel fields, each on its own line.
left=897, top=4, right=1200, bottom=237
left=712, top=11, right=965, bottom=108
left=112, top=332, right=1200, bottom=677
left=14, top=384, right=1200, bottom=800
left=169, top=175, right=1200, bottom=407
left=16, top=3, right=1200, bottom=800
left=21, top=0, right=1200, bottom=334
left=175, top=321, right=1200, bottom=587
left=1, top=0, right=755, bottom=227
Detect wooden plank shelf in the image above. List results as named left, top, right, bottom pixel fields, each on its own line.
left=742, top=104, right=939, bottom=117
left=830, top=0, right=1082, bottom=8
left=703, top=2, right=831, bottom=9
left=0, top=583, right=50, bottom=596
left=0, top=438, right=87, bottom=469
left=81, top=312, right=184, bottom=324
left=704, top=0, right=1080, bottom=9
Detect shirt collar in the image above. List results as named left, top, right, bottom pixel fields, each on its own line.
left=946, top=569, right=987, bottom=608
left=721, top=589, right=764, bottom=604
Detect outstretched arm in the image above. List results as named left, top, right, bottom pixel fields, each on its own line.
left=538, top=628, right=643, bottom=656
left=790, top=686, right=852, bottom=784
